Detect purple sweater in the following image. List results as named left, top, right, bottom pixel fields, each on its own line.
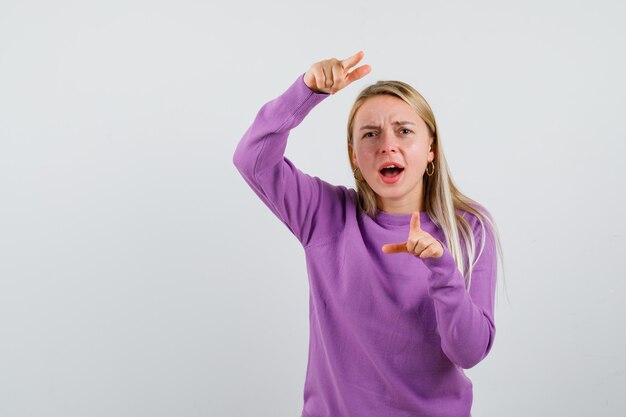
left=233, top=74, right=497, bottom=417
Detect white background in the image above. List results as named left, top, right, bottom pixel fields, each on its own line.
left=1, top=0, right=625, bottom=416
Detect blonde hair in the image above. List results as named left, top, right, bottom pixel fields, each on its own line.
left=347, top=80, right=503, bottom=290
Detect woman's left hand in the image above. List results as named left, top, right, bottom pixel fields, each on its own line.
left=382, top=211, right=444, bottom=259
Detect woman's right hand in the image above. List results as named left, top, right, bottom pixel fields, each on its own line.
left=303, top=51, right=371, bottom=95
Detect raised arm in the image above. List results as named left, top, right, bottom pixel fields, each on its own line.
left=233, top=52, right=371, bottom=245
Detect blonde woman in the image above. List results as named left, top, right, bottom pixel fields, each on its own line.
left=233, top=51, right=502, bottom=417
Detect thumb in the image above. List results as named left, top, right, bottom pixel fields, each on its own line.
left=382, top=242, right=408, bottom=254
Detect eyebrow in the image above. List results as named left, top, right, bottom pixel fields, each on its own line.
left=359, top=121, right=416, bottom=130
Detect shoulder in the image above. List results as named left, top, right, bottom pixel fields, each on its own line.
left=297, top=176, right=359, bottom=247
left=310, top=175, right=356, bottom=204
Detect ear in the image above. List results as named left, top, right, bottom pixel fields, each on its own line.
left=428, top=137, right=435, bottom=162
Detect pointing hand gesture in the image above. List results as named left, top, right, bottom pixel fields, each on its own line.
left=381, top=212, right=444, bottom=259
left=304, top=51, right=371, bottom=95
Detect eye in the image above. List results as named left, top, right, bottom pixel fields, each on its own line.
left=362, top=131, right=378, bottom=139
left=399, top=128, right=413, bottom=135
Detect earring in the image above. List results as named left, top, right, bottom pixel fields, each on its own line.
left=425, top=161, right=435, bottom=177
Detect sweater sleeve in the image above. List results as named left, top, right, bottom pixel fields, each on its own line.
left=422, top=214, right=498, bottom=369
left=232, top=74, right=348, bottom=246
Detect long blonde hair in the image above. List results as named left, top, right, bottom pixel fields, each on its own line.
left=347, top=80, right=503, bottom=290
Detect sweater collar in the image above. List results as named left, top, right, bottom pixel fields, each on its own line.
left=373, top=210, right=432, bottom=228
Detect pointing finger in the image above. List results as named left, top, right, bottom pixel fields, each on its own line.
left=345, top=64, right=371, bottom=85
left=340, top=50, right=365, bottom=71
left=381, top=242, right=408, bottom=254
left=410, top=211, right=421, bottom=233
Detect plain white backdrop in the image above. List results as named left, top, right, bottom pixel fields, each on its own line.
left=1, top=0, right=625, bottom=416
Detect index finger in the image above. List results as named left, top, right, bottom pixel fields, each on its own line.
left=345, top=64, right=371, bottom=85
left=410, top=211, right=421, bottom=232
left=340, top=51, right=365, bottom=71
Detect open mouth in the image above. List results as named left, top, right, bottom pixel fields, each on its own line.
left=379, top=164, right=405, bottom=178
left=378, top=164, right=405, bottom=184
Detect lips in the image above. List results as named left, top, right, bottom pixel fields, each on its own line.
left=378, top=162, right=405, bottom=172
left=378, top=162, right=405, bottom=184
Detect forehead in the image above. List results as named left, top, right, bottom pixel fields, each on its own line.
left=354, top=94, right=419, bottom=124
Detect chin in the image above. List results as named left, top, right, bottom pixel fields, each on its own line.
left=372, top=189, right=404, bottom=201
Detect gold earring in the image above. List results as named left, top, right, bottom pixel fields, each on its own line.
left=426, top=161, right=435, bottom=177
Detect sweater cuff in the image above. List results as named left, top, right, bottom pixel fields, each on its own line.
left=422, top=244, right=465, bottom=292
left=295, top=73, right=329, bottom=107
left=423, top=245, right=455, bottom=273
left=262, top=73, right=330, bottom=131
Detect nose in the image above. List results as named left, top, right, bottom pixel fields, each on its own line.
left=379, top=130, right=398, bottom=154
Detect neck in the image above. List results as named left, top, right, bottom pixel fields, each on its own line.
left=377, top=191, right=424, bottom=215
